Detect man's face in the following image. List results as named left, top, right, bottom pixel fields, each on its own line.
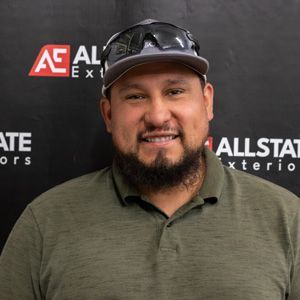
left=101, top=62, right=214, bottom=168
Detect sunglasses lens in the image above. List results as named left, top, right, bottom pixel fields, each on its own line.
left=151, top=24, right=193, bottom=50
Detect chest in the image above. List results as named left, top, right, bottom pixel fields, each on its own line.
left=39, top=214, right=290, bottom=300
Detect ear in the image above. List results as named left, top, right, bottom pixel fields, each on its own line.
left=99, top=97, right=112, bottom=133
left=203, top=83, right=214, bottom=121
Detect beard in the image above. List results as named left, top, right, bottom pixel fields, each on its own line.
left=113, top=138, right=206, bottom=192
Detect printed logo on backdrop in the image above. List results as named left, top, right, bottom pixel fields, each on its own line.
left=0, top=132, right=32, bottom=166
left=207, top=136, right=299, bottom=173
left=29, top=44, right=101, bottom=79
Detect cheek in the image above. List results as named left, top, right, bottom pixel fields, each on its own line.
left=110, top=107, right=141, bottom=146
left=179, top=104, right=209, bottom=141
left=181, top=103, right=208, bottom=126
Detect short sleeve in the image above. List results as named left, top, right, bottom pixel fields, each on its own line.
left=288, top=198, right=300, bottom=299
left=0, top=206, right=42, bottom=300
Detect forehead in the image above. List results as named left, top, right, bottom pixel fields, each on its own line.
left=111, top=62, right=200, bottom=91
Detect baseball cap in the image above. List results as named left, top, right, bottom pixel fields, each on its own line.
left=100, top=19, right=209, bottom=97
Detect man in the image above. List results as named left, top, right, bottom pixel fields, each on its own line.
left=0, top=19, right=299, bottom=299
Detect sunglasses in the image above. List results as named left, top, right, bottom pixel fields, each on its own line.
left=100, top=22, right=201, bottom=76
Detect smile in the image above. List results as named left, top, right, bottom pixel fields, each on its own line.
left=144, top=136, right=177, bottom=143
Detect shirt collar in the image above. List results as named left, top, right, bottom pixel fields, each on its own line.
left=112, top=161, right=140, bottom=205
left=198, top=147, right=224, bottom=202
left=112, top=147, right=224, bottom=205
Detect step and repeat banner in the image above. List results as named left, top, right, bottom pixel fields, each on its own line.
left=0, top=0, right=299, bottom=250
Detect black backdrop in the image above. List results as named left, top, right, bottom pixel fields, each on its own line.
left=1, top=0, right=299, bottom=251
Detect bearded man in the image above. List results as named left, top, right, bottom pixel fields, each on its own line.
left=0, top=19, right=299, bottom=300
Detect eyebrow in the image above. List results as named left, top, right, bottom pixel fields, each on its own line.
left=164, top=78, right=190, bottom=85
left=118, top=83, right=144, bottom=94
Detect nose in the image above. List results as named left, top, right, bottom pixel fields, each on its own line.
left=144, top=97, right=172, bottom=128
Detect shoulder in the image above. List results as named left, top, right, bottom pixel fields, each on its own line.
left=223, top=166, right=299, bottom=210
left=24, top=167, right=121, bottom=235
left=28, top=167, right=114, bottom=213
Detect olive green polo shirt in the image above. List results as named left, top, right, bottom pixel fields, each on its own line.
left=0, top=148, right=299, bottom=299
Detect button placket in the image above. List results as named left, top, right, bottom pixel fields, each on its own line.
left=158, top=220, right=178, bottom=252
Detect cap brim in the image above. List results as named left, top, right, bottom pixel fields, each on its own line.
left=102, top=52, right=209, bottom=96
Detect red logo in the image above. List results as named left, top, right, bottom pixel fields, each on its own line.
left=206, top=136, right=213, bottom=150
left=29, top=45, right=70, bottom=77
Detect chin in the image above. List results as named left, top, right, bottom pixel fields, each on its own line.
left=139, top=153, right=182, bottom=168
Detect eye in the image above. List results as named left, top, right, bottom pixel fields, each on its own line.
left=125, top=94, right=145, bottom=100
left=167, top=89, right=184, bottom=96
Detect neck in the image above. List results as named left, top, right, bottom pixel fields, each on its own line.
left=141, top=156, right=206, bottom=217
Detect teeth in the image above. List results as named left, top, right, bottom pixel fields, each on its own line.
left=146, top=136, right=174, bottom=143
